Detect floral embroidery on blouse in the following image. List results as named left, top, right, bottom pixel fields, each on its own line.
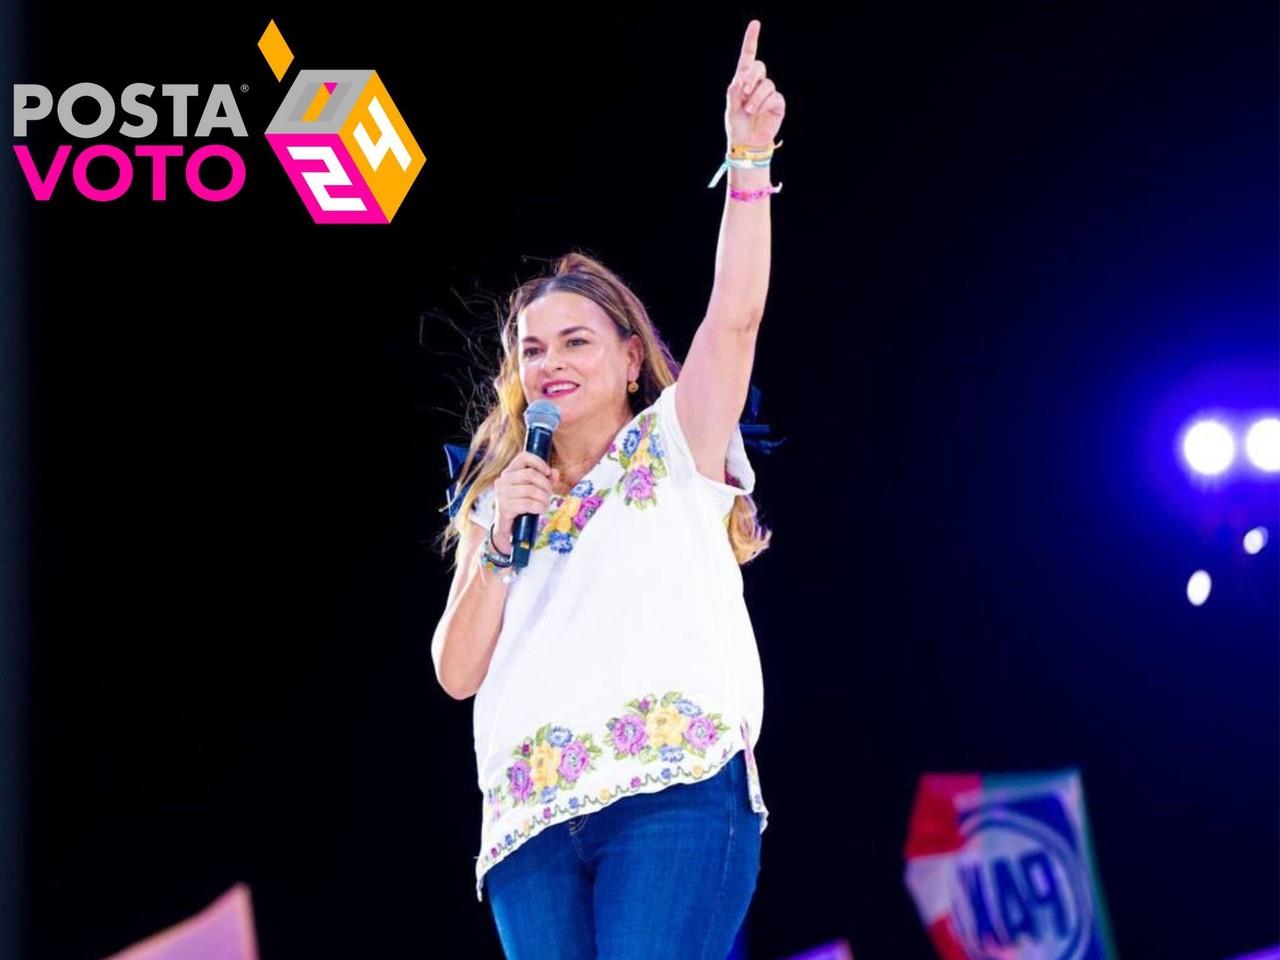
left=533, top=478, right=610, bottom=555
left=605, top=413, right=668, bottom=508
left=484, top=693, right=750, bottom=872
left=492, top=692, right=730, bottom=827
left=522, top=413, right=670, bottom=559
left=503, top=722, right=605, bottom=810
left=605, top=691, right=730, bottom=765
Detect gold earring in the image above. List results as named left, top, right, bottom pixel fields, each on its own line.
left=627, top=380, right=639, bottom=394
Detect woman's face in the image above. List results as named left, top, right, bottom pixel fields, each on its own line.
left=516, top=291, right=639, bottom=427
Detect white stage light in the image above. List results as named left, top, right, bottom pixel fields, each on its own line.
left=1182, top=420, right=1235, bottom=476
left=1186, top=570, right=1212, bottom=606
left=1244, top=417, right=1280, bottom=472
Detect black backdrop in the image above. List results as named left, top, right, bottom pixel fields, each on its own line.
left=8, top=3, right=1278, bottom=958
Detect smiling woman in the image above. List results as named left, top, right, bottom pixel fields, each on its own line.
left=433, top=249, right=775, bottom=954
left=428, top=17, right=785, bottom=957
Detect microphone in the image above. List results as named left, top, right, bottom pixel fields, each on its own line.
left=511, top=399, right=562, bottom=570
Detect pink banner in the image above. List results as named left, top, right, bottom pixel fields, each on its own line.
left=103, top=884, right=258, bottom=960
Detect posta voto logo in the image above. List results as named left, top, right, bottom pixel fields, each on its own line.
left=10, top=19, right=425, bottom=224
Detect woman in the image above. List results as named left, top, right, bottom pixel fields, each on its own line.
left=431, top=19, right=786, bottom=959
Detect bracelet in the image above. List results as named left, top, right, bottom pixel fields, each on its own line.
left=725, top=156, right=774, bottom=174
left=486, top=523, right=512, bottom=561
left=480, top=523, right=518, bottom=582
left=480, top=559, right=518, bottom=584
left=729, top=140, right=782, bottom=161
left=708, top=140, right=783, bottom=188
left=729, top=182, right=783, bottom=202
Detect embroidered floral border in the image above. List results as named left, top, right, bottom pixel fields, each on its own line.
left=490, top=691, right=728, bottom=815
left=525, top=411, right=671, bottom=558
left=484, top=743, right=739, bottom=860
left=534, top=478, right=611, bottom=555
left=477, top=711, right=768, bottom=901
left=480, top=692, right=754, bottom=869
left=524, top=408, right=756, bottom=553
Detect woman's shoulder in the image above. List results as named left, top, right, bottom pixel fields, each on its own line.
left=451, top=480, right=497, bottom=536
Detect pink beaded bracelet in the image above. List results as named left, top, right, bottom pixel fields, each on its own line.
left=729, top=182, right=783, bottom=203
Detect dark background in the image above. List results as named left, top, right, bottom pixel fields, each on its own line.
left=5, top=3, right=1277, bottom=958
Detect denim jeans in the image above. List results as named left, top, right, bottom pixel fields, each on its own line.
left=485, top=750, right=763, bottom=959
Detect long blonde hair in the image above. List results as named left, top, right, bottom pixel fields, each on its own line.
left=440, top=251, right=771, bottom=565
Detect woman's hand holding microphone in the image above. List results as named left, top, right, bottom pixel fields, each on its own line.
left=490, top=453, right=561, bottom=555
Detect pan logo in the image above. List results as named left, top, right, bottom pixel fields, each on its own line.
left=948, top=808, right=1092, bottom=960
left=258, top=20, right=424, bottom=224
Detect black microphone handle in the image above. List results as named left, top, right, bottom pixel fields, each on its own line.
left=510, top=424, right=554, bottom=570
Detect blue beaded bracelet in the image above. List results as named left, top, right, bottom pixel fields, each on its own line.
left=707, top=155, right=774, bottom=189
left=480, top=524, right=518, bottom=582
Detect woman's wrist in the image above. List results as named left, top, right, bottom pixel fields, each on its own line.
left=478, top=523, right=518, bottom=584
left=475, top=551, right=517, bottom=586
left=489, top=522, right=513, bottom=556
left=726, top=164, right=773, bottom=189
left=709, top=139, right=781, bottom=190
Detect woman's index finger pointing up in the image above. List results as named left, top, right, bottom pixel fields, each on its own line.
left=737, top=19, right=760, bottom=72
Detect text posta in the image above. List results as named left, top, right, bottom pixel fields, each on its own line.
left=12, top=83, right=249, bottom=202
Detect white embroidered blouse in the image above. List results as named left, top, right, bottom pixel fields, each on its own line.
left=447, top=379, right=769, bottom=902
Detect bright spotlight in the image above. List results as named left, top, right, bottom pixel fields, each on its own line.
left=1244, top=526, right=1269, bottom=555
left=1186, top=570, right=1212, bottom=606
left=1244, top=417, right=1280, bottom=472
left=1182, top=420, right=1235, bottom=476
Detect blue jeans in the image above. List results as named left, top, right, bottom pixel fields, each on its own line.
left=485, top=750, right=763, bottom=959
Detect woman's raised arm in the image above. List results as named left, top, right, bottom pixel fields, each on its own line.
left=677, top=19, right=786, bottom=483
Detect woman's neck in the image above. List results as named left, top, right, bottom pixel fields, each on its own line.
left=549, top=404, right=633, bottom=488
